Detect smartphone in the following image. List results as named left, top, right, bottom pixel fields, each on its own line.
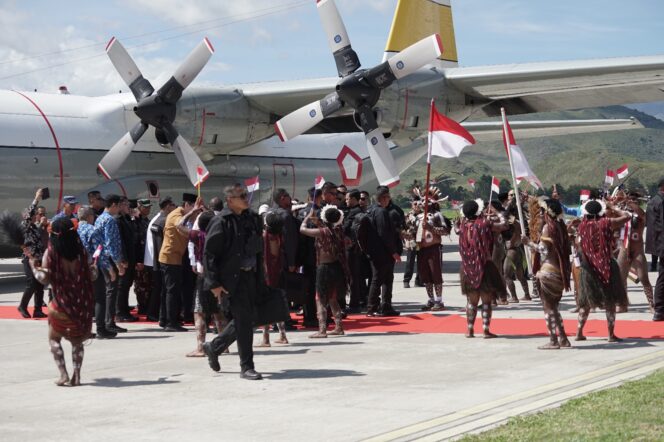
left=41, top=187, right=50, bottom=200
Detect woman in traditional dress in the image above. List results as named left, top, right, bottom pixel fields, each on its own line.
left=300, top=205, right=348, bottom=338
left=522, top=199, right=572, bottom=349
left=457, top=200, right=507, bottom=338
left=30, top=218, right=95, bottom=386
left=575, top=199, right=630, bottom=342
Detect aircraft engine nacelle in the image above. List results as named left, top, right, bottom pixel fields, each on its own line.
left=173, top=88, right=273, bottom=154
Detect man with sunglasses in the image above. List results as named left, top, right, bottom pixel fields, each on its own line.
left=203, top=184, right=265, bottom=380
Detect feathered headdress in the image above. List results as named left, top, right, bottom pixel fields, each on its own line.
left=0, top=211, right=25, bottom=246
left=413, top=185, right=448, bottom=206
left=320, top=204, right=344, bottom=227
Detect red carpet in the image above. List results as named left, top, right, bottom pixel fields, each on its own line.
left=2, top=306, right=662, bottom=339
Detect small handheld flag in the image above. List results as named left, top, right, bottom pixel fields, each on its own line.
left=92, top=245, right=102, bottom=264
left=604, top=169, right=615, bottom=186
left=491, top=177, right=500, bottom=194
left=580, top=189, right=591, bottom=202
left=315, top=175, right=325, bottom=190
left=616, top=164, right=629, bottom=180
left=467, top=178, right=476, bottom=189
left=244, top=176, right=260, bottom=193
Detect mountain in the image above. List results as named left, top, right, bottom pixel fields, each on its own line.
left=393, top=105, right=664, bottom=206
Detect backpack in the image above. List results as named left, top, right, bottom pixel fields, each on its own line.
left=350, top=212, right=373, bottom=253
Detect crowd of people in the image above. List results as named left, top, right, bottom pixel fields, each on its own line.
left=13, top=177, right=664, bottom=385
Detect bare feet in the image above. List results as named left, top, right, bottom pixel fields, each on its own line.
left=575, top=334, right=587, bottom=341
left=328, top=329, right=345, bottom=336
left=465, top=332, right=474, bottom=338
left=309, top=332, right=327, bottom=339
left=497, top=300, right=509, bottom=306
left=538, top=342, right=560, bottom=350
left=608, top=335, right=623, bottom=343
left=254, top=341, right=271, bottom=348
left=521, top=296, right=532, bottom=301
left=559, top=337, right=572, bottom=348
left=509, top=298, right=519, bottom=304
left=483, top=332, right=498, bottom=339
left=616, top=305, right=628, bottom=313
left=70, top=373, right=81, bottom=386
left=55, top=375, right=69, bottom=386
left=274, top=336, right=289, bottom=344
left=186, top=349, right=206, bottom=357
left=571, top=307, right=579, bottom=313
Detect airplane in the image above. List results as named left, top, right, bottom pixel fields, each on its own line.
left=0, top=0, right=662, bottom=255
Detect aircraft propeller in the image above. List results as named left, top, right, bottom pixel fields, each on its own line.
left=274, top=0, right=442, bottom=187
left=98, top=37, right=213, bottom=187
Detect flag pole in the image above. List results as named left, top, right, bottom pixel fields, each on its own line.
left=501, top=107, right=532, bottom=275
left=423, top=99, right=435, bottom=223
left=488, top=177, right=493, bottom=205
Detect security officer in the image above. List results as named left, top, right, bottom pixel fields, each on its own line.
left=203, top=184, right=264, bottom=380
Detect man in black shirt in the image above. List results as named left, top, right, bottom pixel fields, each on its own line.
left=203, top=184, right=264, bottom=380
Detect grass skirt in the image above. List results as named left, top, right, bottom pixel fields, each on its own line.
left=316, top=261, right=346, bottom=300
left=461, top=261, right=507, bottom=297
left=578, top=257, right=627, bottom=309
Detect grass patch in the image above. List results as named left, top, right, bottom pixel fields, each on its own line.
left=460, top=369, right=664, bottom=442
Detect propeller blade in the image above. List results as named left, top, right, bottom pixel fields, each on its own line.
left=385, top=34, right=443, bottom=80
left=162, top=123, right=210, bottom=187
left=317, top=0, right=360, bottom=77
left=97, top=122, right=148, bottom=180
left=275, top=92, right=343, bottom=142
left=365, top=129, right=399, bottom=188
left=158, top=38, right=214, bottom=104
left=105, top=37, right=154, bottom=100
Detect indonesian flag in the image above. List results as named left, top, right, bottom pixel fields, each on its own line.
left=605, top=169, right=615, bottom=186
left=491, top=176, right=500, bottom=194
left=467, top=178, right=476, bottom=189
left=92, top=245, right=102, bottom=263
left=315, top=175, right=325, bottom=190
left=244, top=176, right=260, bottom=193
left=617, top=164, right=629, bottom=180
left=580, top=189, right=591, bottom=201
left=620, top=219, right=631, bottom=248
left=451, top=200, right=461, bottom=210
left=428, top=100, right=475, bottom=161
left=501, top=111, right=542, bottom=189
left=195, top=165, right=209, bottom=187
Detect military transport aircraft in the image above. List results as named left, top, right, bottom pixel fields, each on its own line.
left=0, top=0, right=661, bottom=248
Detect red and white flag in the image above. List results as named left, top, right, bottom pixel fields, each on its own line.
left=616, top=164, right=629, bottom=180
left=604, top=169, right=615, bottom=186
left=428, top=100, right=475, bottom=162
left=491, top=176, right=500, bottom=194
left=314, top=175, right=325, bottom=190
left=195, top=165, right=209, bottom=187
left=451, top=200, right=461, bottom=210
left=580, top=189, right=591, bottom=201
left=501, top=112, right=542, bottom=189
left=244, top=176, right=260, bottom=193
left=620, top=220, right=631, bottom=248
left=467, top=178, right=476, bottom=189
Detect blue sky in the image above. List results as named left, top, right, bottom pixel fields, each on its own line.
left=0, top=0, right=662, bottom=95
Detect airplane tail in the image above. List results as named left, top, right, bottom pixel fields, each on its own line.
left=383, top=0, right=458, bottom=68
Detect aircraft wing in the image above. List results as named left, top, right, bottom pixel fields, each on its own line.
left=240, top=77, right=338, bottom=116
left=445, top=55, right=664, bottom=117
left=462, top=117, right=643, bottom=142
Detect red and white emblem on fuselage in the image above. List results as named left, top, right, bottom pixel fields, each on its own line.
left=336, top=145, right=363, bottom=186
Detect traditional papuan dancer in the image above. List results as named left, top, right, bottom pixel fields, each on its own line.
left=300, top=205, right=348, bottom=338
left=522, top=199, right=572, bottom=349
left=177, top=200, right=228, bottom=357
left=488, top=201, right=509, bottom=305
left=614, top=190, right=654, bottom=313
left=257, top=211, right=289, bottom=347
left=575, top=199, right=630, bottom=342
left=414, top=187, right=450, bottom=311
left=29, top=218, right=95, bottom=386
left=457, top=199, right=508, bottom=338
left=502, top=202, right=532, bottom=302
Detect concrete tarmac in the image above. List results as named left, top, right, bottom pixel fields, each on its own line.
left=0, top=243, right=663, bottom=441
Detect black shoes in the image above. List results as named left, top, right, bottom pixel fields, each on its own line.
left=240, top=369, right=263, bottom=380
left=32, top=310, right=47, bottom=319
left=366, top=311, right=379, bottom=317
left=653, top=314, right=664, bottom=322
left=403, top=281, right=410, bottom=288
left=203, top=342, right=220, bottom=372
left=164, top=324, right=188, bottom=332
left=17, top=306, right=31, bottom=318
left=96, top=328, right=117, bottom=339
left=116, top=314, right=139, bottom=322
left=108, top=324, right=128, bottom=333
left=379, top=308, right=401, bottom=317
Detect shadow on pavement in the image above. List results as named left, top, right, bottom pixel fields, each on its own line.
left=90, top=376, right=181, bottom=387
left=264, top=369, right=366, bottom=380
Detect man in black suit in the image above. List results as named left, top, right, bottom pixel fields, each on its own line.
left=365, top=187, right=402, bottom=317
left=645, top=177, right=664, bottom=321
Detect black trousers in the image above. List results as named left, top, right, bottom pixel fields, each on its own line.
left=147, top=266, right=163, bottom=319
left=654, top=257, right=664, bottom=317
left=367, top=257, right=395, bottom=313
left=161, top=264, right=183, bottom=327
left=403, top=248, right=418, bottom=284
left=348, top=248, right=367, bottom=308
left=302, top=263, right=317, bottom=323
left=181, top=260, right=195, bottom=322
left=96, top=268, right=118, bottom=328
left=94, top=270, right=106, bottom=329
left=117, top=262, right=136, bottom=316
left=20, top=257, right=44, bottom=310
left=209, top=271, right=257, bottom=372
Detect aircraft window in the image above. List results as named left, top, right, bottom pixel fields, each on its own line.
left=408, top=116, right=419, bottom=128
left=206, top=134, right=217, bottom=144
left=148, top=182, right=159, bottom=197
